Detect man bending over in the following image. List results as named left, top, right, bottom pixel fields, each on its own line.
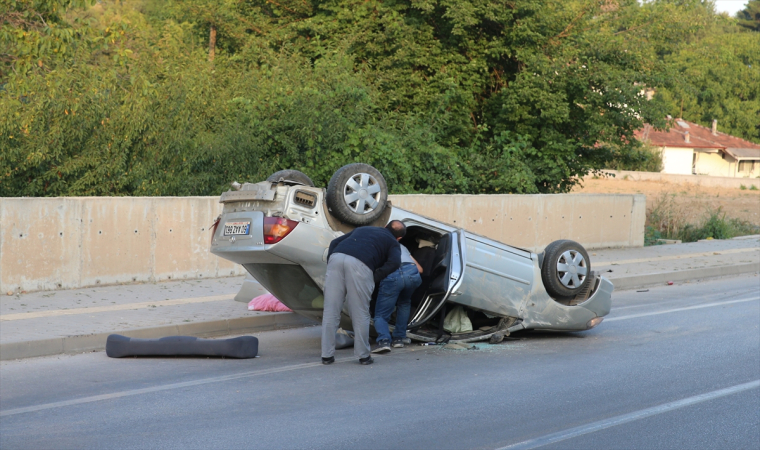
left=320, top=221, right=404, bottom=365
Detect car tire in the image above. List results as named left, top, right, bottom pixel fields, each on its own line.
left=326, top=163, right=388, bottom=226
left=266, top=170, right=315, bottom=187
left=540, top=240, right=591, bottom=299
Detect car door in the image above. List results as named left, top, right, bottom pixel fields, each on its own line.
left=407, top=229, right=465, bottom=328
left=448, top=233, right=534, bottom=317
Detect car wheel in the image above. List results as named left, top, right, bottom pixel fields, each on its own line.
left=266, top=170, right=315, bottom=187
left=326, top=163, right=388, bottom=226
left=540, top=240, right=591, bottom=299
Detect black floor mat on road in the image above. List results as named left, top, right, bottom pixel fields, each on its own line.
left=106, top=334, right=259, bottom=359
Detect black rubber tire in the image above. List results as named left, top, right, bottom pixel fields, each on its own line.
left=326, top=163, right=388, bottom=226
left=540, top=239, right=592, bottom=299
left=266, top=170, right=315, bottom=187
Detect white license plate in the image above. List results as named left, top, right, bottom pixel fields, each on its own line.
left=223, top=222, right=250, bottom=236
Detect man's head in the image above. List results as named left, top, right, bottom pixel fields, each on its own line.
left=385, top=220, right=406, bottom=240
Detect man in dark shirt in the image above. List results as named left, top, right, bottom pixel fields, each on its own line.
left=321, top=221, right=404, bottom=365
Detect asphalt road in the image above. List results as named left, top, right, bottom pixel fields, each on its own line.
left=1, top=275, right=759, bottom=450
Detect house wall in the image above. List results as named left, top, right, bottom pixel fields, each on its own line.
left=661, top=147, right=694, bottom=175
left=694, top=151, right=732, bottom=177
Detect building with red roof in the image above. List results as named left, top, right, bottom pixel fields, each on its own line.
left=635, top=119, right=760, bottom=178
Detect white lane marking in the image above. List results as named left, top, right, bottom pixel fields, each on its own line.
left=612, top=288, right=760, bottom=311
left=593, top=247, right=760, bottom=267
left=496, top=380, right=760, bottom=450
left=1, top=358, right=344, bottom=417
left=0, top=351, right=388, bottom=417
left=0, top=294, right=236, bottom=321
left=606, top=296, right=759, bottom=322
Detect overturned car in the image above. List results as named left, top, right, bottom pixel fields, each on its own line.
left=211, top=164, right=613, bottom=343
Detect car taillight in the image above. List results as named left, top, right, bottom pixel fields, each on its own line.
left=263, top=217, right=298, bottom=244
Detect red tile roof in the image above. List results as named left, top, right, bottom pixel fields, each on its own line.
left=635, top=119, right=760, bottom=159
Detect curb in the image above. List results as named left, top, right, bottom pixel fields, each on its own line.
left=610, top=262, right=760, bottom=291
left=0, top=313, right=316, bottom=361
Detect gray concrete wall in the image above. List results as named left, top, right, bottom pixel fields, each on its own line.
left=1, top=194, right=645, bottom=293
left=389, top=194, right=645, bottom=253
left=0, top=197, right=246, bottom=294
left=593, top=170, right=760, bottom=189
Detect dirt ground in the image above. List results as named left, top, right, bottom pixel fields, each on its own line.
left=572, top=176, right=760, bottom=226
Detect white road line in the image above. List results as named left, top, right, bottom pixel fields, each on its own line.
left=496, top=380, right=760, bottom=450
left=0, top=294, right=236, bottom=321
left=0, top=348, right=412, bottom=417
left=0, top=355, right=362, bottom=417
left=606, top=296, right=759, bottom=322
left=612, top=288, right=760, bottom=311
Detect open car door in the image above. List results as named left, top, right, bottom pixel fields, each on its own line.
left=407, top=229, right=466, bottom=329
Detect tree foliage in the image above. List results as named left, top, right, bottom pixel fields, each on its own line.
left=737, top=0, right=760, bottom=31
left=1, top=0, right=758, bottom=197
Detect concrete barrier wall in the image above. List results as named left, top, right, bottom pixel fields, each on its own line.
left=1, top=193, right=644, bottom=293
left=389, top=194, right=645, bottom=253
left=0, top=197, right=246, bottom=294
left=591, top=170, right=760, bottom=189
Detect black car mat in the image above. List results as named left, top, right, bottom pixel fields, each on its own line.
left=105, top=334, right=258, bottom=359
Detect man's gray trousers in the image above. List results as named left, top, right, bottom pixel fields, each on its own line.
left=321, top=253, right=375, bottom=359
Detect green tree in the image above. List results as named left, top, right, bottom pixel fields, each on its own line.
left=3, top=0, right=757, bottom=197
left=655, top=18, right=760, bottom=143
left=737, top=0, right=760, bottom=31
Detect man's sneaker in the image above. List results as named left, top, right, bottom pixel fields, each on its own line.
left=359, top=356, right=374, bottom=365
left=322, top=356, right=335, bottom=365
left=392, top=338, right=404, bottom=348
left=372, top=340, right=391, bottom=354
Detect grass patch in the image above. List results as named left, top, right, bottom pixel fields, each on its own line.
left=645, top=194, right=759, bottom=245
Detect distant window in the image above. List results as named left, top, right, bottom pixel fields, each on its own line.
left=738, top=161, right=755, bottom=173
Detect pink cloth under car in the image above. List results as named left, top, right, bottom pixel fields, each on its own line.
left=248, top=293, right=293, bottom=312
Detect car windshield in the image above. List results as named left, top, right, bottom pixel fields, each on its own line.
left=243, top=263, right=323, bottom=311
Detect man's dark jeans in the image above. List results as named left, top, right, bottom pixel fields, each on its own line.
left=374, top=263, right=422, bottom=343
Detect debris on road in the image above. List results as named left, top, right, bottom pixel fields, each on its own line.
left=443, top=343, right=477, bottom=350
left=335, top=328, right=354, bottom=349
left=489, top=333, right=505, bottom=344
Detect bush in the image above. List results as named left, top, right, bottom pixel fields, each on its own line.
left=645, top=199, right=760, bottom=245
left=603, top=142, right=663, bottom=173
left=644, top=226, right=663, bottom=246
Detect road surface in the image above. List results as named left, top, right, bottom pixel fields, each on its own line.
left=1, top=275, right=758, bottom=449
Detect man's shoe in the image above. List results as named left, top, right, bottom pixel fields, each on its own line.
left=402, top=337, right=412, bottom=345
left=322, top=356, right=335, bottom=365
left=372, top=340, right=391, bottom=354
left=392, top=338, right=404, bottom=348
left=359, top=356, right=374, bottom=365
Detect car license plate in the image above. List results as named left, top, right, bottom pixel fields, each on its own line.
left=223, top=221, right=250, bottom=236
